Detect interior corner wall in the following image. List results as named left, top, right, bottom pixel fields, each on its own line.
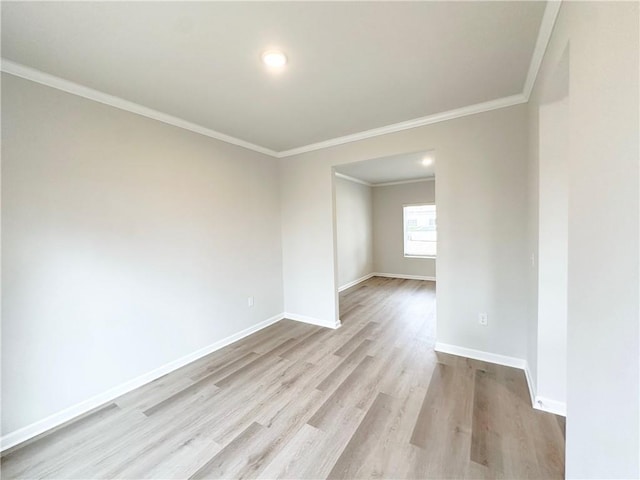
left=526, top=94, right=540, bottom=392
left=280, top=104, right=530, bottom=360
left=1, top=73, right=284, bottom=437
left=536, top=46, right=569, bottom=410
left=528, top=2, right=639, bottom=477
left=372, top=180, right=436, bottom=278
left=280, top=157, right=338, bottom=324
left=334, top=176, right=373, bottom=288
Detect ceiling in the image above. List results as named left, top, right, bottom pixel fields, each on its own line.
left=335, top=151, right=435, bottom=185
left=1, top=2, right=548, bottom=155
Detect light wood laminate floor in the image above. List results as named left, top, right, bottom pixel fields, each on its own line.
left=1, top=277, right=565, bottom=479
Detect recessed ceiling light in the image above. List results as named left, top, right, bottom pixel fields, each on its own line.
left=261, top=50, right=287, bottom=68
left=422, top=157, right=434, bottom=166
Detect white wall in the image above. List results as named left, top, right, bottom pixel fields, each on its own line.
left=372, top=180, right=436, bottom=278
left=281, top=159, right=339, bottom=324
left=334, top=176, right=373, bottom=288
left=528, top=2, right=639, bottom=477
left=525, top=102, right=540, bottom=395
left=1, top=74, right=284, bottom=436
left=280, top=104, right=530, bottom=359
left=6, top=5, right=638, bottom=473
left=335, top=176, right=437, bottom=288
left=536, top=46, right=569, bottom=411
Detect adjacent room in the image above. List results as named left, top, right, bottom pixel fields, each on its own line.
left=333, top=151, right=437, bottom=292
left=1, top=1, right=638, bottom=479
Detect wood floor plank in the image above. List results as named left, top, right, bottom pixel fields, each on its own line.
left=262, top=408, right=366, bottom=480
left=214, top=351, right=288, bottom=388
left=139, top=436, right=222, bottom=480
left=275, top=328, right=324, bottom=359
left=328, top=387, right=426, bottom=480
left=189, top=351, right=261, bottom=383
left=327, top=392, right=400, bottom=479
left=1, top=277, right=565, bottom=479
left=333, top=321, right=378, bottom=356
left=143, top=374, right=223, bottom=416
left=0, top=403, right=122, bottom=477
left=212, top=360, right=317, bottom=446
left=532, top=412, right=565, bottom=478
left=280, top=328, right=338, bottom=364
left=228, top=320, right=297, bottom=354
left=258, top=337, right=298, bottom=357
left=410, top=363, right=453, bottom=449
left=336, top=302, right=364, bottom=322
left=471, top=369, right=504, bottom=473
left=257, top=423, right=323, bottom=479
left=496, top=366, right=543, bottom=478
left=307, top=355, right=376, bottom=429
left=408, top=361, right=475, bottom=479
left=116, top=373, right=195, bottom=412
left=316, top=338, right=372, bottom=391
left=34, top=410, right=150, bottom=479
left=188, top=422, right=265, bottom=480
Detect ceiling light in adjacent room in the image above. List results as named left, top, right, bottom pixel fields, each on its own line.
left=421, top=157, right=434, bottom=166
left=261, top=50, right=287, bottom=68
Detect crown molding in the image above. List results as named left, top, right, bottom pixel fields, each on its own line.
left=373, top=177, right=434, bottom=187
left=279, top=1, right=559, bottom=156
left=522, top=0, right=562, bottom=99
left=2, top=0, right=559, bottom=160
left=276, top=93, right=527, bottom=158
left=0, top=59, right=279, bottom=158
left=335, top=172, right=435, bottom=187
left=334, top=172, right=373, bottom=187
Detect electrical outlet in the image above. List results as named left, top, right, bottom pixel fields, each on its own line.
left=478, top=313, right=488, bottom=326
left=248, top=296, right=254, bottom=307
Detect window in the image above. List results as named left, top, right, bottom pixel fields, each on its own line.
left=403, top=204, right=436, bottom=257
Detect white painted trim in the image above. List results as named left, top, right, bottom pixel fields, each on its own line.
left=338, top=273, right=375, bottom=292
left=1, top=60, right=532, bottom=160
left=523, top=361, right=537, bottom=407
left=374, top=273, right=436, bottom=282
left=335, top=174, right=435, bottom=188
left=434, top=342, right=527, bottom=370
left=0, top=312, right=285, bottom=452
left=534, top=395, right=566, bottom=417
left=2, top=0, right=558, bottom=160
left=435, top=346, right=566, bottom=417
left=284, top=312, right=341, bottom=329
left=402, top=201, right=435, bottom=208
left=0, top=59, right=279, bottom=158
left=523, top=363, right=567, bottom=416
left=373, top=177, right=435, bottom=187
left=276, top=94, right=527, bottom=157
left=522, top=1, right=562, bottom=99
left=334, top=172, right=372, bottom=187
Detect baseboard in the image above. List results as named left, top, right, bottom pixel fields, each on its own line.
left=534, top=396, right=566, bottom=417
left=338, top=273, right=375, bottom=292
left=522, top=363, right=566, bottom=416
left=434, top=342, right=526, bottom=369
left=374, top=272, right=436, bottom=281
left=435, top=342, right=566, bottom=416
left=0, top=312, right=285, bottom=452
left=523, top=361, right=537, bottom=407
left=284, top=312, right=341, bottom=329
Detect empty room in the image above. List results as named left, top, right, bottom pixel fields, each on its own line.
left=1, top=1, right=638, bottom=479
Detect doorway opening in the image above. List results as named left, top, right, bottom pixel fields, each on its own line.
left=332, top=150, right=437, bottom=332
